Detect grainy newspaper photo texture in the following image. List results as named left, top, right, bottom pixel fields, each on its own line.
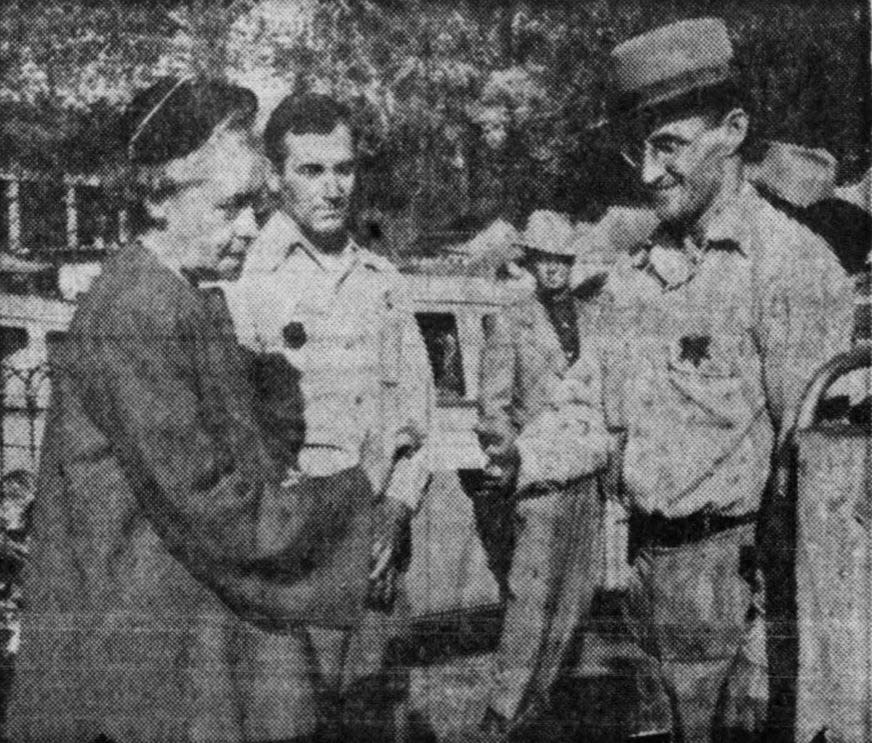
left=0, top=1, right=869, bottom=742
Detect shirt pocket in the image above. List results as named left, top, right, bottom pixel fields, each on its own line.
left=666, top=335, right=752, bottom=429
left=623, top=334, right=771, bottom=516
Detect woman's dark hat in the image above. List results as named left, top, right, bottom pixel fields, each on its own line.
left=120, top=77, right=258, bottom=165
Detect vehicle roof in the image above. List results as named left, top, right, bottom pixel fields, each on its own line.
left=403, top=274, right=530, bottom=308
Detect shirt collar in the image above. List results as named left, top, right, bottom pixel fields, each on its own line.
left=136, top=235, right=189, bottom=283
left=251, top=210, right=362, bottom=273
left=627, top=182, right=759, bottom=290
left=642, top=180, right=758, bottom=263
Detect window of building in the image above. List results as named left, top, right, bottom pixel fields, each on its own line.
left=77, top=185, right=120, bottom=250
left=20, top=181, right=66, bottom=255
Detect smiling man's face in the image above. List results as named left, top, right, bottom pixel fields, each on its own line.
left=275, top=123, right=355, bottom=250
left=634, top=113, right=731, bottom=227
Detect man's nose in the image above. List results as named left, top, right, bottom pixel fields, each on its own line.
left=323, top=174, right=344, bottom=200
left=232, top=206, right=258, bottom=240
left=641, top=151, right=667, bottom=188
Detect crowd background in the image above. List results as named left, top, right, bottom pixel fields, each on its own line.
left=0, top=0, right=868, bottom=264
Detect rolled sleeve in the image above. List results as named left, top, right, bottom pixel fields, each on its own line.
left=383, top=447, right=431, bottom=512
left=478, top=310, right=518, bottom=436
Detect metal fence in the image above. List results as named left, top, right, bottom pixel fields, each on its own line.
left=0, top=363, right=51, bottom=477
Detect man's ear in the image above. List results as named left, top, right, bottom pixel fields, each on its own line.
left=719, top=108, right=749, bottom=156
left=144, top=197, right=168, bottom=224
left=266, top=171, right=282, bottom=193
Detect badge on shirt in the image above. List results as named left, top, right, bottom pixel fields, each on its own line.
left=283, top=321, right=307, bottom=349
left=678, top=334, right=711, bottom=368
left=669, top=334, right=736, bottom=378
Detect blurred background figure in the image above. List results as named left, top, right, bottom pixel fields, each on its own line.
left=836, top=167, right=871, bottom=213
left=468, top=210, right=608, bottom=742
left=748, top=141, right=872, bottom=277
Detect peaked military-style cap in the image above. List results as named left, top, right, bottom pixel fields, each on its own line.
left=120, top=77, right=258, bottom=165
left=608, top=18, right=735, bottom=120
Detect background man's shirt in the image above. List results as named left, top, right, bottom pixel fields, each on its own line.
left=478, top=289, right=581, bottom=442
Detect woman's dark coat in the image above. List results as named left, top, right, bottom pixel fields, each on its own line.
left=6, top=243, right=374, bottom=743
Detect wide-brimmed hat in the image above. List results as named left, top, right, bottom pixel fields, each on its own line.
left=835, top=168, right=871, bottom=213
left=515, top=210, right=576, bottom=258
left=747, top=141, right=837, bottom=208
left=607, top=18, right=735, bottom=122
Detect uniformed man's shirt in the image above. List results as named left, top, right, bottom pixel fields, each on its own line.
left=224, top=211, right=431, bottom=506
left=516, top=183, right=855, bottom=517
left=539, top=288, right=580, bottom=365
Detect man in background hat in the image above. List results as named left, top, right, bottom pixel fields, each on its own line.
left=746, top=142, right=872, bottom=278
left=6, top=78, right=384, bottom=743
left=470, top=210, right=607, bottom=740
left=487, top=18, right=856, bottom=743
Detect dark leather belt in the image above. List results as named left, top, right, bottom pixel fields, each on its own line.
left=630, top=509, right=758, bottom=550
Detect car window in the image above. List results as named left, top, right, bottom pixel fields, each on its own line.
left=415, top=312, right=466, bottom=403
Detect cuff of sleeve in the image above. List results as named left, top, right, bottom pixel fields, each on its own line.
left=515, top=437, right=541, bottom=492
left=383, top=448, right=430, bottom=511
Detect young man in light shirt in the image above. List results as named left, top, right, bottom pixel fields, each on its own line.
left=226, top=92, right=433, bottom=742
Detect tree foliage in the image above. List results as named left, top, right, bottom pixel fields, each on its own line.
left=0, top=0, right=868, bottom=248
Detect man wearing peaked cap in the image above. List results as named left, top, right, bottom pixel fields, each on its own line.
left=468, top=210, right=608, bottom=740
left=493, top=18, right=856, bottom=743
left=5, top=77, right=386, bottom=743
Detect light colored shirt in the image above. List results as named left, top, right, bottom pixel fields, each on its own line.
left=225, top=211, right=433, bottom=508
left=517, top=183, right=855, bottom=518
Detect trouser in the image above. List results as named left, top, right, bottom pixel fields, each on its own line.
left=483, top=478, right=604, bottom=724
left=623, top=522, right=766, bottom=743
left=234, top=600, right=411, bottom=743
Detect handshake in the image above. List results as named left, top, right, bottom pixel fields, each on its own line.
left=367, top=496, right=413, bottom=613
left=474, top=417, right=521, bottom=499
left=364, top=431, right=427, bottom=614
left=474, top=407, right=613, bottom=498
